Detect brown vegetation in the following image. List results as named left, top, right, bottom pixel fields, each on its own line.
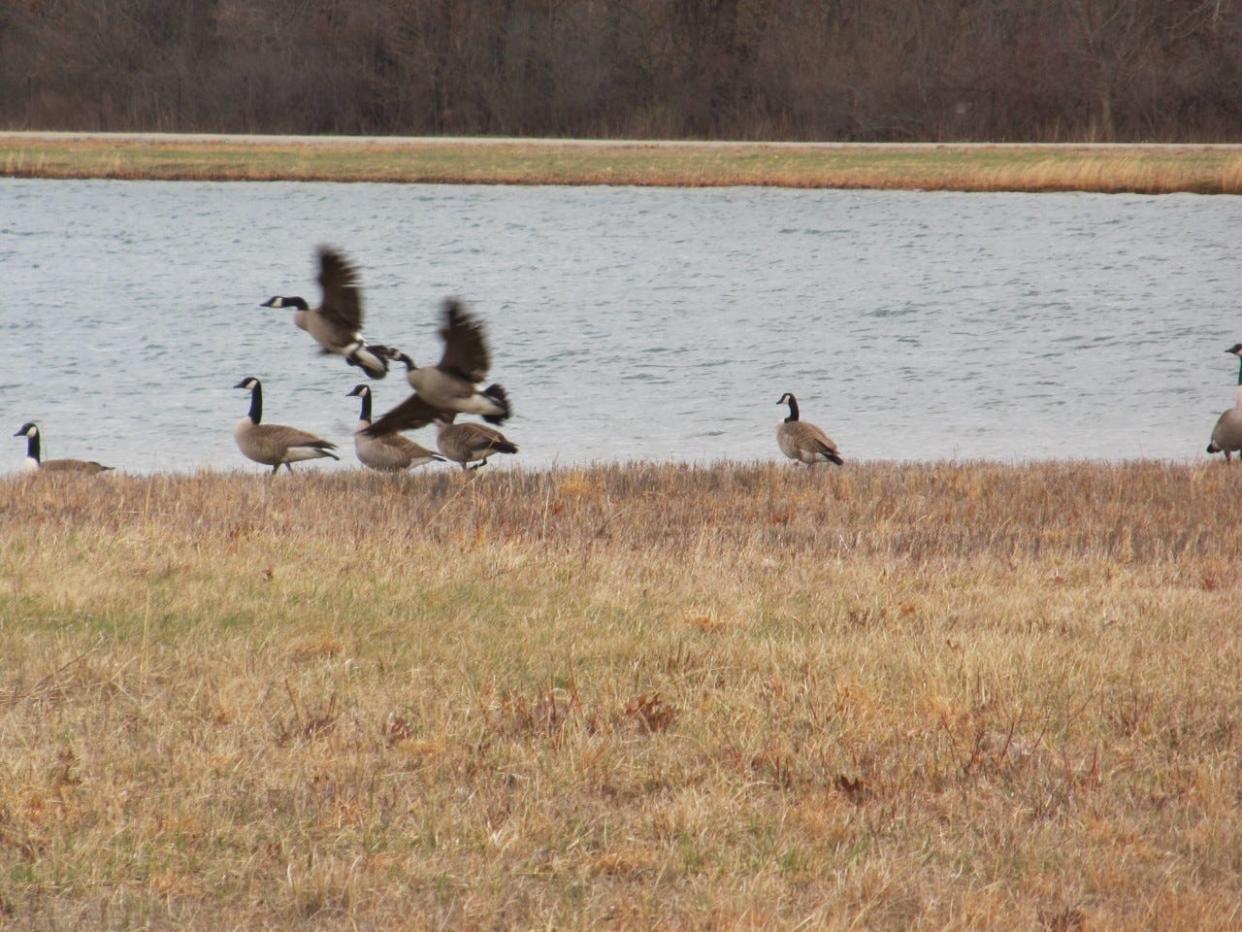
left=2, top=1, right=1241, bottom=142
left=5, top=134, right=1242, bottom=193
left=2, top=461, right=1242, bottom=926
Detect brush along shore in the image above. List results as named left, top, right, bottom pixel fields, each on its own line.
left=2, top=461, right=1241, bottom=927
left=3, top=133, right=1242, bottom=193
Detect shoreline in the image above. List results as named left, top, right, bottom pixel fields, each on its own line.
left=3, top=131, right=1241, bottom=193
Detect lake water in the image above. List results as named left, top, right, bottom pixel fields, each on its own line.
left=2, top=178, right=1240, bottom=473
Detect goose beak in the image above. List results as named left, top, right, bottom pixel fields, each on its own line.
left=233, top=380, right=249, bottom=389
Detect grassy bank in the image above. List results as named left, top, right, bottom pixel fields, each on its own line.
left=3, top=133, right=1242, bottom=193
left=2, top=461, right=1242, bottom=927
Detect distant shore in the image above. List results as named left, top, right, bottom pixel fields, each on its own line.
left=2, top=132, right=1240, bottom=193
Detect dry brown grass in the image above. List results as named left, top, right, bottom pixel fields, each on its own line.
left=3, top=461, right=1242, bottom=927
left=3, top=135, right=1242, bottom=193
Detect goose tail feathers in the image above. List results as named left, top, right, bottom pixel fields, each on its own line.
left=348, top=345, right=391, bottom=379
left=481, top=383, right=511, bottom=425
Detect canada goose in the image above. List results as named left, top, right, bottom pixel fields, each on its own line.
left=233, top=377, right=338, bottom=473
left=12, top=423, right=112, bottom=474
left=1207, top=343, right=1242, bottom=461
left=776, top=393, right=844, bottom=465
left=347, top=385, right=444, bottom=472
left=260, top=246, right=390, bottom=378
left=434, top=416, right=518, bottom=471
left=365, top=298, right=510, bottom=436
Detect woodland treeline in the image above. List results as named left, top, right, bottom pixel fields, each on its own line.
left=2, top=0, right=1240, bottom=141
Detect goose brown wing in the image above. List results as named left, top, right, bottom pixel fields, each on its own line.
left=365, top=393, right=441, bottom=436
left=802, top=423, right=840, bottom=457
left=379, top=433, right=438, bottom=459
left=457, top=422, right=518, bottom=454
left=42, top=459, right=111, bottom=473
left=437, top=299, right=490, bottom=383
left=316, top=247, right=364, bottom=333
left=256, top=424, right=336, bottom=451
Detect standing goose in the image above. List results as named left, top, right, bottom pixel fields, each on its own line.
left=233, top=377, right=338, bottom=474
left=1207, top=343, right=1242, bottom=461
left=347, top=385, right=444, bottom=472
left=776, top=393, right=844, bottom=465
left=365, top=298, right=511, bottom=437
left=433, top=416, right=518, bottom=471
left=13, top=423, right=113, bottom=474
left=260, top=246, right=389, bottom=379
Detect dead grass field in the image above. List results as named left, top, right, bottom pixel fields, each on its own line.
left=3, top=134, right=1242, bottom=193
left=2, top=461, right=1242, bottom=927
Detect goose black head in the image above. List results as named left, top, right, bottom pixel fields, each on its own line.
left=347, top=385, right=370, bottom=398
left=381, top=346, right=416, bottom=369
left=777, top=392, right=796, bottom=406
left=234, top=377, right=261, bottom=391
left=260, top=296, right=309, bottom=310
left=13, top=422, right=37, bottom=438
left=1227, top=344, right=1242, bottom=356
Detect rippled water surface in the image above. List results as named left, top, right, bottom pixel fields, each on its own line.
left=2, top=178, right=1240, bottom=473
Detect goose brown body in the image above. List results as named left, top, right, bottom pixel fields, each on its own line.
left=13, top=423, right=112, bottom=474
left=435, top=419, right=518, bottom=471
left=233, top=378, right=338, bottom=474
left=1210, top=409, right=1242, bottom=456
left=776, top=393, right=843, bottom=466
left=366, top=299, right=511, bottom=435
left=261, top=247, right=389, bottom=379
left=347, top=386, right=442, bottom=472
left=1207, top=345, right=1242, bottom=461
left=38, top=459, right=113, bottom=474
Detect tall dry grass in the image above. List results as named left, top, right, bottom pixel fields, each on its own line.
left=2, top=461, right=1242, bottom=928
left=3, top=136, right=1242, bottom=193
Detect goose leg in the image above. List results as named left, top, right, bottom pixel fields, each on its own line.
left=271, top=463, right=280, bottom=476
left=469, top=460, right=489, bottom=471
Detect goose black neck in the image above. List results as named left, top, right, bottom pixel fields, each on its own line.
left=397, top=352, right=415, bottom=371
left=357, top=391, right=372, bottom=422
left=25, top=432, right=40, bottom=463
left=784, top=396, right=800, bottom=423
left=248, top=384, right=263, bottom=424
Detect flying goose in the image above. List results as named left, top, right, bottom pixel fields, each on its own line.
left=365, top=299, right=511, bottom=437
left=13, top=423, right=113, bottom=473
left=776, top=393, right=844, bottom=465
left=1207, top=343, right=1242, bottom=461
left=433, top=416, right=518, bottom=471
left=260, top=246, right=390, bottom=378
left=233, top=377, right=338, bottom=473
left=347, top=385, right=444, bottom=472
